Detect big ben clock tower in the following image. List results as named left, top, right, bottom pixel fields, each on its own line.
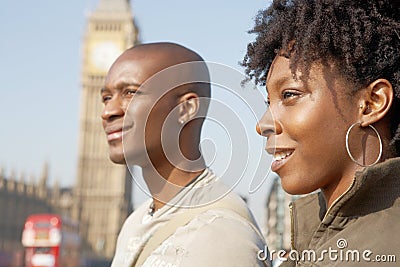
left=75, top=0, right=138, bottom=258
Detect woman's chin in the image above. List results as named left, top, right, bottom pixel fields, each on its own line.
left=281, top=178, right=316, bottom=196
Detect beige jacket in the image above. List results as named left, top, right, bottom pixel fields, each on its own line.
left=280, top=157, right=400, bottom=266
left=111, top=168, right=271, bottom=267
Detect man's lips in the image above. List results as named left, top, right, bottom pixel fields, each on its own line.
left=105, top=125, right=132, bottom=142
left=107, top=130, right=123, bottom=142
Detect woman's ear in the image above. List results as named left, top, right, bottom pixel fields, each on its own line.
left=178, top=92, right=199, bottom=124
left=359, top=79, right=394, bottom=127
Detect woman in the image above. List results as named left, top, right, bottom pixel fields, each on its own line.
left=243, top=0, right=400, bottom=265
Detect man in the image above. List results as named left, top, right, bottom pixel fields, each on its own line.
left=101, top=42, right=270, bottom=267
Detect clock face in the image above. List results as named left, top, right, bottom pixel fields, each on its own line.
left=91, top=41, right=122, bottom=71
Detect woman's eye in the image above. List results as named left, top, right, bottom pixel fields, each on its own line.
left=264, top=99, right=270, bottom=107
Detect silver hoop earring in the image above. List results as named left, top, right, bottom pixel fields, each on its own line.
left=345, top=122, right=383, bottom=167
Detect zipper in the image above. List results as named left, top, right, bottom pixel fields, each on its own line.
left=289, top=202, right=295, bottom=251
left=322, top=177, right=356, bottom=222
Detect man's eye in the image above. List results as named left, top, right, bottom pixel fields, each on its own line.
left=102, top=95, right=112, bottom=103
left=282, top=91, right=299, bottom=99
left=125, top=89, right=138, bottom=97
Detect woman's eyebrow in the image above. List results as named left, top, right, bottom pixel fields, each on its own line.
left=266, top=76, right=293, bottom=94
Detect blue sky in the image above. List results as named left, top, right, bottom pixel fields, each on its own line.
left=1, top=0, right=274, bottom=222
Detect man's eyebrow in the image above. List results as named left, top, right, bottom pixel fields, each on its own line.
left=116, top=81, right=142, bottom=89
left=100, top=87, right=110, bottom=94
left=100, top=82, right=142, bottom=94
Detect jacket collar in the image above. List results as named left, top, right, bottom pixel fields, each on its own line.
left=338, top=157, right=400, bottom=217
left=290, top=157, right=400, bottom=251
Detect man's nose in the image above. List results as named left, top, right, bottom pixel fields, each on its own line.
left=256, top=108, right=281, bottom=139
left=101, top=97, right=125, bottom=121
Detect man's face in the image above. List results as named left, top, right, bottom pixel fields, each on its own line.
left=101, top=52, right=178, bottom=165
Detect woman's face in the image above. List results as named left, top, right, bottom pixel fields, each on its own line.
left=258, top=56, right=361, bottom=196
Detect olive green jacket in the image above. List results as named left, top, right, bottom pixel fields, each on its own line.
left=281, top=157, right=400, bottom=266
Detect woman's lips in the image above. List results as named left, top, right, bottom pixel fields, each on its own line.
left=270, top=149, right=294, bottom=172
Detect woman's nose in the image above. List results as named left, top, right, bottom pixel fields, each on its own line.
left=256, top=108, right=281, bottom=138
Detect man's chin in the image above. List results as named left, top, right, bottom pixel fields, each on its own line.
left=109, top=153, right=126, bottom=165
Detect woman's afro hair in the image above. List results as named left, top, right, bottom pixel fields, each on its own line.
left=242, top=0, right=400, bottom=154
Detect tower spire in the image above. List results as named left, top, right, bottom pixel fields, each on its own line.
left=96, top=0, right=130, bottom=13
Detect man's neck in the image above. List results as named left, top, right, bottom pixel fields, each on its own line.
left=142, top=160, right=206, bottom=212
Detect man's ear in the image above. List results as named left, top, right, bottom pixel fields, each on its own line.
left=359, top=79, right=394, bottom=127
left=178, top=92, right=199, bottom=124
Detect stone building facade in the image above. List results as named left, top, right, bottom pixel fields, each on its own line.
left=0, top=163, right=73, bottom=261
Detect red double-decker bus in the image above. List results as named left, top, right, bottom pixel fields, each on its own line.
left=21, top=214, right=80, bottom=267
